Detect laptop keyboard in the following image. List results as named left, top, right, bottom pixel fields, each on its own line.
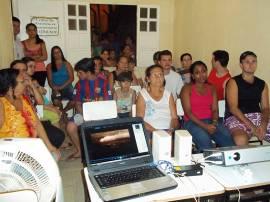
left=94, top=165, right=164, bottom=188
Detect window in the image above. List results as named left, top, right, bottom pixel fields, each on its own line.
left=139, top=7, right=158, bottom=32
left=67, top=4, right=88, bottom=31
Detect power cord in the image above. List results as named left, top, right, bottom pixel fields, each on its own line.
left=157, top=160, right=174, bottom=174
left=177, top=173, right=199, bottom=202
left=201, top=165, right=241, bottom=202
left=194, top=152, right=223, bottom=165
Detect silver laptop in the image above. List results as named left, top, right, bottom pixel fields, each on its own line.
left=81, top=117, right=177, bottom=201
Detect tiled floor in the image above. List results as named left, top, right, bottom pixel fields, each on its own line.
left=58, top=148, right=85, bottom=202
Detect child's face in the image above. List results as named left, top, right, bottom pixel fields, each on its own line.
left=120, top=80, right=131, bottom=90
left=94, top=59, right=102, bottom=72
left=117, top=57, right=129, bottom=71
left=128, top=62, right=135, bottom=71
left=77, top=70, right=88, bottom=80
left=26, top=61, right=35, bottom=76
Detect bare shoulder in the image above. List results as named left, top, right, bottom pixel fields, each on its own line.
left=226, top=78, right=237, bottom=88
left=182, top=83, right=192, bottom=92
left=65, top=61, right=73, bottom=68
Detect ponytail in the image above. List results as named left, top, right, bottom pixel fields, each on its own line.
left=35, top=34, right=44, bottom=44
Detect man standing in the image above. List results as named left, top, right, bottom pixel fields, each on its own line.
left=158, top=50, right=184, bottom=100
left=12, top=16, right=24, bottom=59
left=208, top=50, right=231, bottom=100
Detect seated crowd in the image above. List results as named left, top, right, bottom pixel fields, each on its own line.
left=4, top=17, right=270, bottom=161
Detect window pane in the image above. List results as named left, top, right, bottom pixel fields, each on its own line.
left=140, top=8, right=147, bottom=18
left=68, top=19, right=77, bottom=30
left=68, top=5, right=76, bottom=16
left=150, top=8, right=157, bottom=19
left=149, top=21, right=157, bottom=32
left=79, top=5, right=87, bottom=16
left=79, top=19, right=87, bottom=30
left=140, top=21, right=147, bottom=32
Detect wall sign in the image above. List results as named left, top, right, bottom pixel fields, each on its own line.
left=31, top=17, right=59, bottom=36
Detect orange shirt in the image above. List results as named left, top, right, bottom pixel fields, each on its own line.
left=0, top=96, right=37, bottom=138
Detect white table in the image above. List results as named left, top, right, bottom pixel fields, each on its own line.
left=204, top=161, right=270, bottom=190
left=196, top=154, right=270, bottom=201
left=83, top=166, right=224, bottom=201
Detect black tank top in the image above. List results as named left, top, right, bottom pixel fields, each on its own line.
left=225, top=74, right=265, bottom=118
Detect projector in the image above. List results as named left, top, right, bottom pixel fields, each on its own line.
left=203, top=145, right=270, bottom=166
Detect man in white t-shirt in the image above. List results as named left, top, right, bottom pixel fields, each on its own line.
left=158, top=50, right=184, bottom=100
left=12, top=16, right=24, bottom=59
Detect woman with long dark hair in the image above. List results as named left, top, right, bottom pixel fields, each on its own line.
left=0, top=68, right=60, bottom=159
left=22, top=23, right=48, bottom=86
left=47, top=46, right=74, bottom=111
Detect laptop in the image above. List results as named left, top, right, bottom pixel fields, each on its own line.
left=81, top=117, right=177, bottom=201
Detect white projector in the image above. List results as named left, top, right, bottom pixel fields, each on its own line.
left=203, top=145, right=270, bottom=166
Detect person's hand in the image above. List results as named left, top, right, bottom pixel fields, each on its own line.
left=24, top=75, right=33, bottom=87
left=255, top=124, right=267, bottom=141
left=52, top=85, right=61, bottom=91
left=205, top=124, right=216, bottom=135
left=52, top=107, right=62, bottom=116
left=166, top=128, right=174, bottom=135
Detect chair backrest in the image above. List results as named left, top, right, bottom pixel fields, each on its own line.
left=0, top=189, right=38, bottom=202
left=218, top=100, right=225, bottom=118
left=114, top=85, right=142, bottom=95
left=83, top=100, right=117, bottom=121
left=176, top=99, right=184, bottom=117
left=132, top=104, right=136, bottom=117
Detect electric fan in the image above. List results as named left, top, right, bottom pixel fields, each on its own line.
left=0, top=138, right=64, bottom=202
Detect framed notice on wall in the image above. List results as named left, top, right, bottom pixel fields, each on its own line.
left=31, top=17, right=59, bottom=36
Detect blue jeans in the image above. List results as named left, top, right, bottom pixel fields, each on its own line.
left=184, top=119, right=235, bottom=152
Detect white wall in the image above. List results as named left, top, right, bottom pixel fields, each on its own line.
left=12, top=0, right=66, bottom=65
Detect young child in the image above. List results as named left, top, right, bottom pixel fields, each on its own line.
left=113, top=71, right=136, bottom=118
left=128, top=58, right=144, bottom=87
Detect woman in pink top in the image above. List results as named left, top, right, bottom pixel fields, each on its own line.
left=22, top=23, right=48, bottom=86
left=180, top=61, right=234, bottom=152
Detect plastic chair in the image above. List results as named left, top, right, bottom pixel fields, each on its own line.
left=0, top=138, right=64, bottom=202
left=83, top=100, right=117, bottom=121
left=218, top=100, right=225, bottom=119
left=132, top=104, right=136, bottom=117
left=176, top=98, right=184, bottom=127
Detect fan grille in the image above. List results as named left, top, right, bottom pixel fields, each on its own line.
left=0, top=150, right=55, bottom=201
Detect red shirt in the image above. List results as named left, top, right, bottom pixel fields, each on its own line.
left=208, top=68, right=231, bottom=100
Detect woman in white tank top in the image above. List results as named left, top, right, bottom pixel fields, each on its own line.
left=136, top=64, right=179, bottom=137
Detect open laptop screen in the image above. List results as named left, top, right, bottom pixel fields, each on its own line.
left=83, top=120, right=149, bottom=164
